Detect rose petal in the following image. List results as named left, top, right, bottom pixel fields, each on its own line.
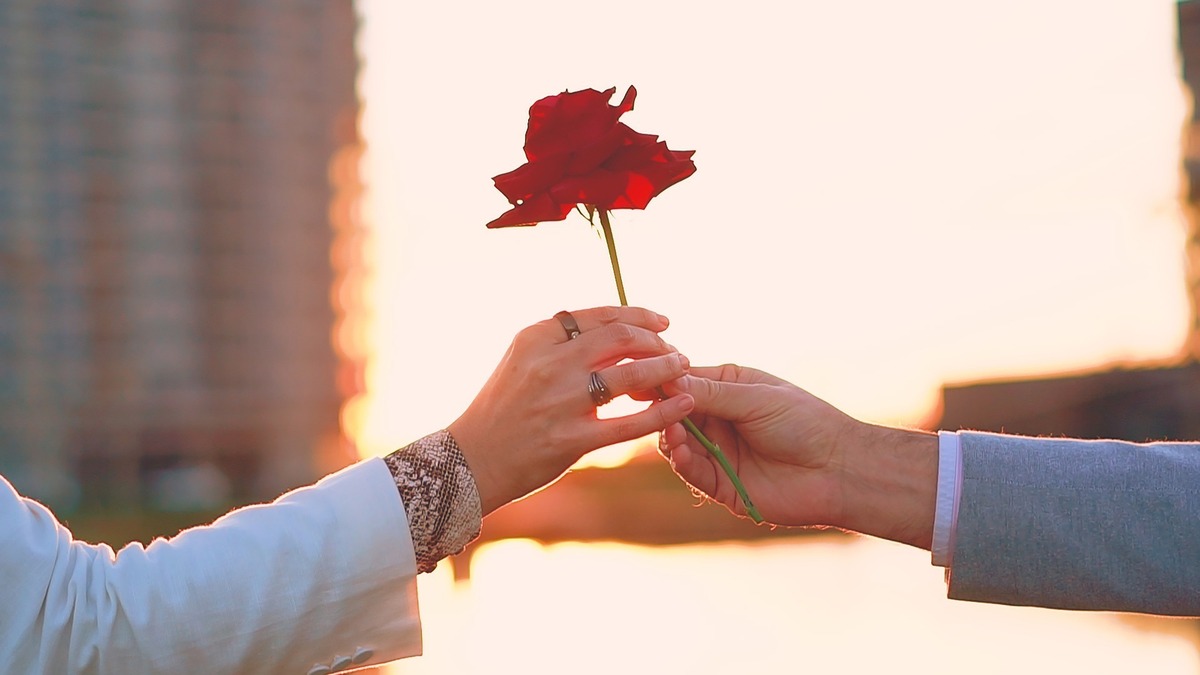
left=608, top=172, right=656, bottom=210
left=549, top=170, right=630, bottom=208
left=487, top=86, right=694, bottom=227
left=603, top=131, right=672, bottom=170
left=492, top=155, right=570, bottom=203
left=622, top=160, right=696, bottom=208
left=523, top=87, right=635, bottom=162
left=562, top=128, right=626, bottom=177
left=486, top=192, right=574, bottom=228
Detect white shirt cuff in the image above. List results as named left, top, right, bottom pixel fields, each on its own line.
left=932, top=430, right=963, bottom=567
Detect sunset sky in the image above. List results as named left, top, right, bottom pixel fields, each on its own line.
left=352, top=0, right=1189, bottom=462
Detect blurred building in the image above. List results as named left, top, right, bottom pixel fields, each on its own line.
left=936, top=362, right=1200, bottom=442
left=1181, top=0, right=1200, bottom=360
left=934, top=5, right=1200, bottom=441
left=0, top=1, right=367, bottom=509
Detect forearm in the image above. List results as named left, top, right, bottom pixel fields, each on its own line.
left=0, top=460, right=421, bottom=673
left=1, top=428, right=484, bottom=673
left=836, top=422, right=938, bottom=551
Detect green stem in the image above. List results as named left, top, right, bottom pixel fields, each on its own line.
left=597, top=209, right=629, bottom=306
left=680, top=418, right=763, bottom=521
left=595, top=209, right=763, bottom=523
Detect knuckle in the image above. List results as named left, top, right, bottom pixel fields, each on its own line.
left=718, top=362, right=743, bottom=381
left=613, top=362, right=642, bottom=390
left=526, top=356, right=556, bottom=384
left=612, top=418, right=641, bottom=443
left=649, top=403, right=669, bottom=429
left=632, top=306, right=656, bottom=327
left=533, top=358, right=562, bottom=380
left=597, top=305, right=621, bottom=324
left=513, top=325, right=540, bottom=351
left=605, top=322, right=638, bottom=347
left=546, top=425, right=575, bottom=455
left=665, top=353, right=685, bottom=377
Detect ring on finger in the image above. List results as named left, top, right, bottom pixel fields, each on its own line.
left=588, top=371, right=614, bottom=407
left=554, top=310, right=581, bottom=341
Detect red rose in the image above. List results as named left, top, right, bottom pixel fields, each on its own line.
left=487, top=86, right=696, bottom=228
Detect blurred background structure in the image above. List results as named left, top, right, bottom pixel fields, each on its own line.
left=932, top=0, right=1200, bottom=442
left=0, top=1, right=366, bottom=510
left=1182, top=0, right=1200, bottom=360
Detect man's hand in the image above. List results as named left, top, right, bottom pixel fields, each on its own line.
left=660, top=364, right=938, bottom=550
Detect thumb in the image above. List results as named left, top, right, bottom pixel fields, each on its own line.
left=683, top=374, right=764, bottom=423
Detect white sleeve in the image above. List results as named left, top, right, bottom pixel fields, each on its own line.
left=931, top=430, right=963, bottom=567
left=0, top=457, right=423, bottom=674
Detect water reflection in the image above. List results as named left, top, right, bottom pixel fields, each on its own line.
left=387, top=537, right=1198, bottom=674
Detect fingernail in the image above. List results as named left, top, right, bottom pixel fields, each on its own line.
left=657, top=313, right=670, bottom=327
left=678, top=353, right=690, bottom=371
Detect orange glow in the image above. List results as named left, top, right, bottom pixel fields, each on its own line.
left=338, top=393, right=371, bottom=449
left=328, top=109, right=369, bottom=465
left=388, top=539, right=1200, bottom=674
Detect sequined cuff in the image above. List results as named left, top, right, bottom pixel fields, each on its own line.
left=383, top=430, right=482, bottom=573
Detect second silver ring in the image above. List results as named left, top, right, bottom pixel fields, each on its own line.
left=588, top=371, right=614, bottom=407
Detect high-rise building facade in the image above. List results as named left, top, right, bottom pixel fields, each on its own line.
left=0, top=0, right=366, bottom=508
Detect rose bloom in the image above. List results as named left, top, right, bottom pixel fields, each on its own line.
left=487, top=86, right=696, bottom=228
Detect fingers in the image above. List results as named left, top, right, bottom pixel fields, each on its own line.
left=540, top=306, right=669, bottom=344
left=569, top=305, right=669, bottom=333
left=596, top=353, right=689, bottom=399
left=663, top=433, right=748, bottom=516
left=665, top=443, right=722, bottom=504
left=689, top=363, right=788, bottom=387
left=593, top=394, right=694, bottom=448
left=578, top=321, right=674, bottom=366
left=658, top=422, right=691, bottom=457
left=677, top=374, right=765, bottom=423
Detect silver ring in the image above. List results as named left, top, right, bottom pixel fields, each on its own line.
left=588, top=371, right=614, bottom=406
left=554, top=310, right=581, bottom=340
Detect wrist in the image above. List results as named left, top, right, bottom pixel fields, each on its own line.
left=446, top=417, right=509, bottom=517
left=836, top=422, right=938, bottom=550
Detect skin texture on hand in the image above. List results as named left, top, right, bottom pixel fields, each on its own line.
left=448, top=306, right=694, bottom=516
left=659, top=364, right=937, bottom=551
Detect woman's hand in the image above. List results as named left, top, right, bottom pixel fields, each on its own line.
left=448, top=306, right=694, bottom=516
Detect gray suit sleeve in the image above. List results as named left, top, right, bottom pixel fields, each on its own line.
left=947, top=431, right=1200, bottom=615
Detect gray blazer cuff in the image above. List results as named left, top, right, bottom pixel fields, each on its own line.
left=947, top=431, right=1200, bottom=615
